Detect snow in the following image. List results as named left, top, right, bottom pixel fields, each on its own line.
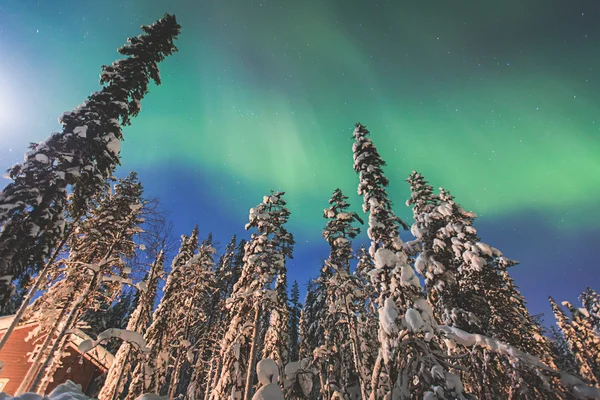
left=374, top=248, right=397, bottom=269
left=73, top=126, right=88, bottom=138
left=298, top=373, right=313, bottom=396
left=400, top=264, right=421, bottom=288
left=0, top=380, right=91, bottom=400
left=404, top=308, right=424, bottom=332
left=257, top=358, right=279, bottom=385
left=133, top=395, right=165, bottom=400
left=445, top=372, right=464, bottom=393
left=79, top=328, right=147, bottom=353
left=379, top=297, right=399, bottom=336
left=136, top=281, right=148, bottom=292
left=105, top=132, right=121, bottom=155
left=337, top=212, right=353, bottom=221
left=415, top=254, right=427, bottom=274
left=34, top=154, right=49, bottom=164
left=129, top=203, right=143, bottom=211
left=251, top=383, right=284, bottom=400
left=284, top=362, right=299, bottom=380
left=77, top=339, right=94, bottom=353
left=430, top=364, right=445, bottom=380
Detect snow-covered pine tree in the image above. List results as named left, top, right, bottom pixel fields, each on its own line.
left=353, top=245, right=379, bottom=392
left=406, top=172, right=559, bottom=398
left=210, top=192, right=294, bottom=400
left=580, top=287, right=600, bottom=334
left=550, top=297, right=600, bottom=386
left=83, top=289, right=136, bottom=353
left=0, top=15, right=181, bottom=310
left=98, top=250, right=164, bottom=400
left=289, top=281, right=302, bottom=363
left=550, top=326, right=579, bottom=376
left=352, top=123, right=466, bottom=399
left=314, top=188, right=366, bottom=398
left=262, top=270, right=290, bottom=370
left=216, top=235, right=242, bottom=303
left=188, top=236, right=247, bottom=400
left=167, top=235, right=217, bottom=399
left=126, top=226, right=199, bottom=399
left=21, top=172, right=145, bottom=394
left=298, top=280, right=319, bottom=361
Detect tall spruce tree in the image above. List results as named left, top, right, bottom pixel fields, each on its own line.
left=580, top=287, right=600, bottom=334
left=299, top=280, right=319, bottom=361
left=262, top=270, right=291, bottom=370
left=98, top=250, right=165, bottom=400
left=126, top=227, right=199, bottom=399
left=353, top=245, right=379, bottom=393
left=210, top=192, right=294, bottom=400
left=406, top=171, right=560, bottom=399
left=0, top=14, right=181, bottom=309
left=314, top=188, right=366, bottom=398
left=289, top=281, right=302, bottom=362
left=20, top=172, right=145, bottom=394
left=550, top=326, right=579, bottom=376
left=550, top=297, right=600, bottom=386
left=298, top=279, right=321, bottom=400
left=189, top=236, right=247, bottom=400
left=352, top=123, right=466, bottom=399
left=167, top=235, right=217, bottom=399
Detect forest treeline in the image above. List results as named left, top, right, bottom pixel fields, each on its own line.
left=0, top=13, right=599, bottom=400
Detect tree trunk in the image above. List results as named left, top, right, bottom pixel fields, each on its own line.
left=369, top=351, right=383, bottom=400
left=14, top=288, right=75, bottom=395
left=243, top=304, right=262, bottom=400
left=0, top=235, right=69, bottom=352
left=344, top=297, right=370, bottom=400
left=202, top=353, right=216, bottom=400
left=30, top=274, right=96, bottom=392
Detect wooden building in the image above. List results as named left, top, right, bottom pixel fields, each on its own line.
left=0, top=315, right=113, bottom=396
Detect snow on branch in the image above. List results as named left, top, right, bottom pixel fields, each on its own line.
left=78, top=328, right=148, bottom=354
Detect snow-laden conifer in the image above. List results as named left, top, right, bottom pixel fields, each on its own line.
left=289, top=281, right=302, bottom=363
left=407, top=171, right=560, bottom=398
left=20, top=173, right=144, bottom=394
left=313, top=189, right=366, bottom=398
left=126, top=227, right=199, bottom=399
left=210, top=192, right=294, bottom=400
left=579, top=287, right=600, bottom=334
left=550, top=297, right=600, bottom=386
left=98, top=250, right=164, bottom=400
left=550, top=326, right=579, bottom=377
left=352, top=123, right=466, bottom=399
left=298, top=280, right=319, bottom=363
left=0, top=15, right=181, bottom=308
left=262, top=270, right=291, bottom=370
left=167, top=235, right=217, bottom=399
left=189, top=236, right=247, bottom=400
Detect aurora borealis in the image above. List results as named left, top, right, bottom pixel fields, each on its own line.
left=0, top=0, right=598, bottom=321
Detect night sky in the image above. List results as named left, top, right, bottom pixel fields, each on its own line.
left=0, top=0, right=599, bottom=326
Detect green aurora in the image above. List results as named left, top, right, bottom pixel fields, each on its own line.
left=1, top=0, right=599, bottom=233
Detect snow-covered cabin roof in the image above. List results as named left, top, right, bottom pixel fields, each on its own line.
left=0, top=315, right=114, bottom=369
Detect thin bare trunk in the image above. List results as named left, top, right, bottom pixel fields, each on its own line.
left=30, top=275, right=95, bottom=392
left=14, top=288, right=75, bottom=395
left=369, top=351, right=383, bottom=400
left=243, top=304, right=261, bottom=400
left=202, top=354, right=216, bottom=400
left=345, top=299, right=369, bottom=400
left=168, top=279, right=200, bottom=400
